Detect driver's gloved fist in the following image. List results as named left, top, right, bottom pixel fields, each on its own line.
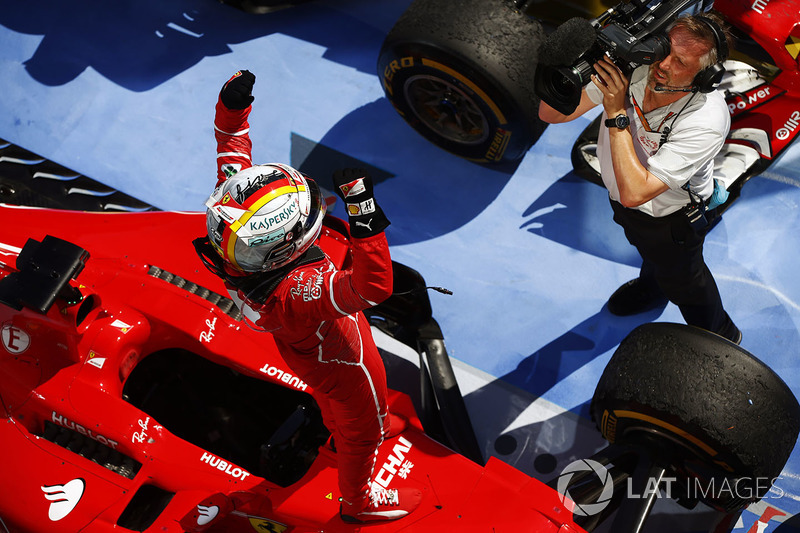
left=332, top=168, right=390, bottom=238
left=220, top=70, right=255, bottom=110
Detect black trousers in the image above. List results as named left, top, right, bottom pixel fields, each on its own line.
left=610, top=200, right=737, bottom=339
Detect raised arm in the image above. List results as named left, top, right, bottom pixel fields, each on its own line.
left=330, top=168, right=393, bottom=309
left=215, top=70, right=255, bottom=186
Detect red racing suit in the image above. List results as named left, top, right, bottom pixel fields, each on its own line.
left=214, top=97, right=393, bottom=506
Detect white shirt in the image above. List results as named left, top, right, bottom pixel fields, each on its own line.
left=587, top=65, right=730, bottom=217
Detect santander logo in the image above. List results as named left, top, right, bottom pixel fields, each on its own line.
left=41, top=478, right=85, bottom=521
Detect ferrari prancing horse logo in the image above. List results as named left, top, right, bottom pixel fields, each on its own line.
left=248, top=517, right=288, bottom=532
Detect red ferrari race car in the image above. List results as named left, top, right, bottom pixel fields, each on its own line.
left=0, top=148, right=798, bottom=532
left=378, top=0, right=800, bottom=211
left=0, top=204, right=576, bottom=533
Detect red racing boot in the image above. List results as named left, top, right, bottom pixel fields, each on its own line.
left=340, top=487, right=422, bottom=523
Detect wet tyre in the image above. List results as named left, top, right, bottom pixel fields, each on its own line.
left=591, top=322, right=800, bottom=511
left=377, top=0, right=547, bottom=167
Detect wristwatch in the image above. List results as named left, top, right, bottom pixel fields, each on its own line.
left=604, top=114, right=630, bottom=130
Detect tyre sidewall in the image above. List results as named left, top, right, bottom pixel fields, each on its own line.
left=592, top=323, right=800, bottom=507
left=378, top=41, right=538, bottom=165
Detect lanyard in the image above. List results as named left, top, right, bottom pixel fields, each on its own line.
left=630, top=90, right=697, bottom=149
left=630, top=88, right=703, bottom=208
left=630, top=93, right=676, bottom=134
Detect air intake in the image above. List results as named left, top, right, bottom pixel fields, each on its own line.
left=42, top=420, right=141, bottom=479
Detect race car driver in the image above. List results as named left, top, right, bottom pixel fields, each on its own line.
left=194, top=70, right=422, bottom=523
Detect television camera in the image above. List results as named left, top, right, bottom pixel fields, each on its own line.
left=533, top=0, right=706, bottom=115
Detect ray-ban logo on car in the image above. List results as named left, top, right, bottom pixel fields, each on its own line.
left=41, top=478, right=86, bottom=521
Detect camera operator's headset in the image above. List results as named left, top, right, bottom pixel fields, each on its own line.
left=657, top=17, right=729, bottom=148
left=691, top=16, right=729, bottom=93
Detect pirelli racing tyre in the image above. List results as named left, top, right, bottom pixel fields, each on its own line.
left=378, top=0, right=547, bottom=167
left=591, top=323, right=800, bottom=512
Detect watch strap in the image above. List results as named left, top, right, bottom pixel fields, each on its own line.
left=604, top=114, right=629, bottom=129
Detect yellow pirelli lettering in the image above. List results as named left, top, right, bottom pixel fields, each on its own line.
left=613, top=409, right=734, bottom=471
left=614, top=410, right=717, bottom=455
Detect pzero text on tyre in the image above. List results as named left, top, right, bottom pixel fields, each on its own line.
left=378, top=0, right=548, bottom=167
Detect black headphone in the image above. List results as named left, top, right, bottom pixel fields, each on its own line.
left=691, top=16, right=729, bottom=93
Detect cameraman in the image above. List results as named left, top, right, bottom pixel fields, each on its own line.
left=538, top=13, right=741, bottom=344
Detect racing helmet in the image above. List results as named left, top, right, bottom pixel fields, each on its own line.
left=205, top=163, right=325, bottom=272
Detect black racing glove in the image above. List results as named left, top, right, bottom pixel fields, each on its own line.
left=332, top=168, right=390, bottom=238
left=220, top=70, right=255, bottom=110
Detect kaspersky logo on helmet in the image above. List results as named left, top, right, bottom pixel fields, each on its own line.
left=247, top=201, right=298, bottom=232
